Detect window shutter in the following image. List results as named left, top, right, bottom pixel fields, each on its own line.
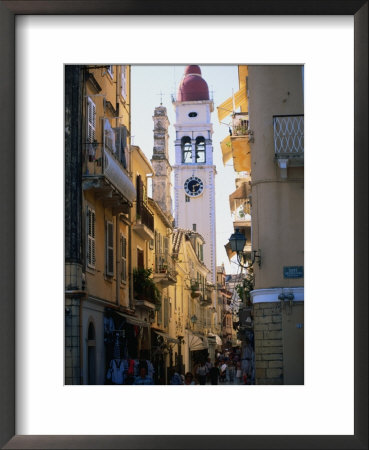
left=120, top=234, right=127, bottom=282
left=136, top=175, right=143, bottom=215
left=106, top=221, right=114, bottom=276
left=87, top=97, right=96, bottom=143
left=87, top=207, right=96, bottom=268
left=121, top=65, right=127, bottom=99
left=164, top=236, right=169, bottom=255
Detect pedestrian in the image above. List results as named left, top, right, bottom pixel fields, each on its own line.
left=205, top=358, right=212, bottom=384
left=196, top=361, right=208, bottom=385
left=220, top=361, right=227, bottom=383
left=235, top=361, right=242, bottom=384
left=169, top=367, right=183, bottom=385
left=133, top=364, right=154, bottom=385
left=209, top=361, right=220, bottom=385
left=226, top=360, right=236, bottom=383
left=184, top=372, right=196, bottom=385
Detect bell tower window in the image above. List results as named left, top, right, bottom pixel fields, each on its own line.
left=182, top=136, right=192, bottom=163
left=195, top=136, right=206, bottom=163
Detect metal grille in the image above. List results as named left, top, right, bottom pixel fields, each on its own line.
left=273, top=115, right=304, bottom=155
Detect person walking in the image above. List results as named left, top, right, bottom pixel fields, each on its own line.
left=209, top=361, right=220, bottom=385
left=196, top=361, right=208, bottom=385
left=133, top=365, right=154, bottom=385
left=226, top=359, right=236, bottom=384
left=169, top=367, right=183, bottom=385
left=235, top=361, right=243, bottom=384
left=184, top=372, right=196, bottom=385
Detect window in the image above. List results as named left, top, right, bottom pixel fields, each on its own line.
left=181, top=136, right=192, bottom=163
left=120, top=234, right=127, bottom=282
left=104, top=119, right=116, bottom=153
left=188, top=112, right=197, bottom=117
left=195, top=136, right=206, bottom=163
left=121, top=65, right=127, bottom=99
left=185, top=195, right=190, bottom=203
left=192, top=224, right=196, bottom=231
left=87, top=207, right=96, bottom=268
left=87, top=97, right=96, bottom=143
left=137, top=248, right=144, bottom=269
left=106, top=221, right=114, bottom=276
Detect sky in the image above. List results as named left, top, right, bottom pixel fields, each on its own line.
left=131, top=65, right=241, bottom=274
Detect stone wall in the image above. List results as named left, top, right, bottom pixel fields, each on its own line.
left=253, top=302, right=283, bottom=384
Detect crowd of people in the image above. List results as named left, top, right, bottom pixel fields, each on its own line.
left=106, top=347, right=254, bottom=385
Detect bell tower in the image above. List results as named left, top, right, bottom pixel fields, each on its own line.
left=173, top=65, right=217, bottom=283
left=151, top=105, right=172, bottom=219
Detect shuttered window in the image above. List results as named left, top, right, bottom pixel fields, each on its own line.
left=87, top=207, right=96, bottom=268
left=106, top=221, right=114, bottom=276
left=87, top=97, right=96, bottom=143
left=120, top=234, right=127, bottom=282
left=121, top=65, right=127, bottom=99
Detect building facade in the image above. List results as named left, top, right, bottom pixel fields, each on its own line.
left=217, top=65, right=304, bottom=385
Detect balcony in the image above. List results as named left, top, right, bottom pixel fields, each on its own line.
left=232, top=204, right=251, bottom=229
left=153, top=253, right=177, bottom=286
left=82, top=125, right=135, bottom=214
left=133, top=201, right=154, bottom=241
left=231, top=112, right=253, bottom=139
left=273, top=115, right=304, bottom=177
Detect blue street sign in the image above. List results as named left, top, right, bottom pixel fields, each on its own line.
left=283, top=266, right=304, bottom=278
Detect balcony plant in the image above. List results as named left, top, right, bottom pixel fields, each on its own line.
left=190, top=281, right=201, bottom=299
left=133, top=267, right=162, bottom=308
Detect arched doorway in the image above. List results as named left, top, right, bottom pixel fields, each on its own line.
left=87, top=322, right=96, bottom=385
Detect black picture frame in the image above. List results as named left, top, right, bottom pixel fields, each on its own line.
left=0, top=1, right=367, bottom=449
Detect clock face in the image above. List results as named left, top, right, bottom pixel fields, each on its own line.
left=184, top=177, right=204, bottom=197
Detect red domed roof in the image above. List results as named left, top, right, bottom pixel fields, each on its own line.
left=177, top=65, right=209, bottom=102
left=184, top=65, right=202, bottom=76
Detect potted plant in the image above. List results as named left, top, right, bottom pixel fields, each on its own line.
left=133, top=267, right=162, bottom=308
left=190, top=281, right=201, bottom=299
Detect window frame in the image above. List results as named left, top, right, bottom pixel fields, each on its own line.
left=120, top=233, right=127, bottom=283
left=105, top=220, right=114, bottom=277
left=195, top=136, right=206, bottom=163
left=181, top=136, right=192, bottom=163
left=86, top=206, right=96, bottom=269
left=87, top=97, right=96, bottom=143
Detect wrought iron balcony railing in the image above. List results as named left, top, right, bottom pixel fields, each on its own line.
left=136, top=201, right=154, bottom=232
left=154, top=253, right=176, bottom=279
left=273, top=115, right=304, bottom=156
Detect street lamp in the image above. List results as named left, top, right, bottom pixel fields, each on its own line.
left=228, top=228, right=261, bottom=268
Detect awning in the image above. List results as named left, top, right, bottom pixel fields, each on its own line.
left=229, top=182, right=249, bottom=212
left=187, top=333, right=208, bottom=351
left=207, top=333, right=222, bottom=346
left=153, top=330, right=179, bottom=344
left=217, top=86, right=247, bottom=122
left=114, top=311, right=150, bottom=327
left=224, top=242, right=236, bottom=261
left=220, top=135, right=232, bottom=165
left=231, top=136, right=251, bottom=172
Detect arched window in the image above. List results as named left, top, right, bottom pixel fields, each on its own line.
left=195, top=136, right=206, bottom=163
left=181, top=136, right=192, bottom=163
left=87, top=322, right=96, bottom=385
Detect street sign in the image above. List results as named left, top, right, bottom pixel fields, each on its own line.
left=283, top=266, right=304, bottom=278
